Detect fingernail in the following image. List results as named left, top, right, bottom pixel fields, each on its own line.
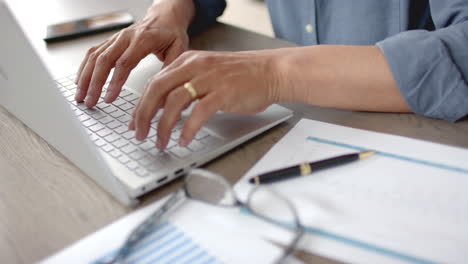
left=156, top=140, right=163, bottom=150
left=74, top=89, right=82, bottom=101
left=84, top=95, right=93, bottom=106
left=179, top=138, right=187, bottom=147
left=128, top=120, right=135, bottom=130
left=104, top=90, right=113, bottom=102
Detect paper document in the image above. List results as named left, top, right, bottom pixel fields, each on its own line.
left=41, top=197, right=283, bottom=264
left=236, top=119, right=468, bottom=264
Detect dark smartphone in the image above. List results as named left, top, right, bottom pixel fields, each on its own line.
left=44, top=10, right=134, bottom=43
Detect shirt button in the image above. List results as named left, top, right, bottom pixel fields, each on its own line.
left=305, top=24, right=314, bottom=33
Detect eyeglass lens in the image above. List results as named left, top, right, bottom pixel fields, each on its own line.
left=185, top=169, right=237, bottom=206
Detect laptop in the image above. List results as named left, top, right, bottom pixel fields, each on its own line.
left=0, top=1, right=293, bottom=206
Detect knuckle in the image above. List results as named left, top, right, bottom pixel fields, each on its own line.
left=166, top=90, right=181, bottom=105
left=96, top=53, right=110, bottom=66
left=135, top=109, right=150, bottom=125
left=86, top=46, right=98, bottom=56
left=116, top=56, right=131, bottom=69
left=88, top=51, right=100, bottom=62
left=120, top=27, right=132, bottom=36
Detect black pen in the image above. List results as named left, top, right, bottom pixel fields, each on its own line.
left=249, top=150, right=375, bottom=184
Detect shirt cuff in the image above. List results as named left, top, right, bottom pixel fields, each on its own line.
left=188, top=0, right=227, bottom=36
left=377, top=28, right=468, bottom=122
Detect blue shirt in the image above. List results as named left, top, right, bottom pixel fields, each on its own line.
left=191, top=0, right=468, bottom=122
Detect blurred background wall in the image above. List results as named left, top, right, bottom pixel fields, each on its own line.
left=218, top=0, right=274, bottom=37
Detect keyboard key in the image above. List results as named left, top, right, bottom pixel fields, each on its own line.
left=123, top=93, right=139, bottom=102
left=102, top=105, right=118, bottom=114
left=97, top=102, right=110, bottom=110
left=171, top=129, right=182, bottom=140
left=112, top=98, right=127, bottom=107
left=110, top=109, right=125, bottom=118
left=89, top=123, right=105, bottom=133
left=99, top=116, right=113, bottom=125
left=63, top=91, right=73, bottom=97
left=122, top=130, right=135, bottom=140
left=117, top=114, right=131, bottom=123
left=102, top=144, right=114, bottom=152
left=120, top=90, right=132, bottom=97
left=140, top=141, right=155, bottom=151
left=170, top=146, right=191, bottom=158
left=109, top=149, right=122, bottom=158
left=97, top=128, right=112, bottom=138
left=138, top=156, right=154, bottom=167
left=106, top=120, right=121, bottom=129
left=112, top=138, right=128, bottom=148
left=119, top=102, right=134, bottom=112
left=104, top=133, right=120, bottom=143
left=78, top=114, right=90, bottom=122
left=130, top=98, right=140, bottom=105
left=148, top=128, right=157, bottom=138
left=92, top=111, right=107, bottom=120
left=114, top=125, right=129, bottom=134
left=76, top=103, right=87, bottom=110
left=89, top=133, right=99, bottom=142
left=66, top=95, right=75, bottom=102
left=130, top=138, right=144, bottom=145
left=130, top=150, right=145, bottom=160
left=94, top=139, right=106, bottom=147
left=167, top=139, right=177, bottom=149
left=135, top=167, right=149, bottom=177
left=118, top=155, right=130, bottom=164
left=82, top=119, right=97, bottom=127
left=121, top=144, right=137, bottom=154
left=126, top=161, right=138, bottom=170
left=148, top=148, right=160, bottom=157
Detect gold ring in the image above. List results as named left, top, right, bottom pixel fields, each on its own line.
left=183, top=82, right=197, bottom=99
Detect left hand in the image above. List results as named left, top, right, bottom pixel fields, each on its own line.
left=130, top=49, right=284, bottom=149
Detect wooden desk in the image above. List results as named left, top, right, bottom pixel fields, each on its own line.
left=2, top=1, right=468, bottom=263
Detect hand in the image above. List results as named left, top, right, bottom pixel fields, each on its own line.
left=74, top=0, right=195, bottom=108
left=130, top=49, right=285, bottom=149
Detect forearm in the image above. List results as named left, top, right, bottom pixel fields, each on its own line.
left=276, top=45, right=411, bottom=113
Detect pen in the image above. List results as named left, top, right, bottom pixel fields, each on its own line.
left=249, top=150, right=375, bottom=184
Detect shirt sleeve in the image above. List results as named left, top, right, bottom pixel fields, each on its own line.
left=188, top=0, right=227, bottom=36
left=376, top=1, right=468, bottom=122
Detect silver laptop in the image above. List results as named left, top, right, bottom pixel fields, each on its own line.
left=0, top=1, right=293, bottom=206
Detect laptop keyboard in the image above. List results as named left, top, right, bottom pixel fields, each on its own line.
left=55, top=74, right=216, bottom=178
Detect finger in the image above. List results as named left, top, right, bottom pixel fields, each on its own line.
left=85, top=40, right=129, bottom=108
left=75, top=42, right=105, bottom=84
left=105, top=41, right=152, bottom=103
left=179, top=93, right=224, bottom=147
left=132, top=65, right=197, bottom=141
left=76, top=40, right=114, bottom=102
left=155, top=86, right=198, bottom=149
left=162, top=40, right=186, bottom=69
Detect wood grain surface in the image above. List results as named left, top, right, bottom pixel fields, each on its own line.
left=1, top=21, right=468, bottom=264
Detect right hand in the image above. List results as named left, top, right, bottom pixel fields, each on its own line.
left=74, top=0, right=195, bottom=108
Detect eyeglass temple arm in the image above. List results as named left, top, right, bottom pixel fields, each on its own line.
left=112, top=189, right=186, bottom=262
left=274, top=226, right=305, bottom=264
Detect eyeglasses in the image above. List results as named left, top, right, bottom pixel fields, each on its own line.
left=102, top=168, right=305, bottom=264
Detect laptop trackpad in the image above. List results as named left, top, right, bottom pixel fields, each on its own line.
left=203, top=109, right=278, bottom=140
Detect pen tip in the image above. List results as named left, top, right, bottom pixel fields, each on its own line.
left=249, top=178, right=254, bottom=184
left=359, top=150, right=375, bottom=159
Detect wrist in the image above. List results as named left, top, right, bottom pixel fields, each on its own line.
left=147, top=0, right=195, bottom=30
left=267, top=48, right=309, bottom=103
